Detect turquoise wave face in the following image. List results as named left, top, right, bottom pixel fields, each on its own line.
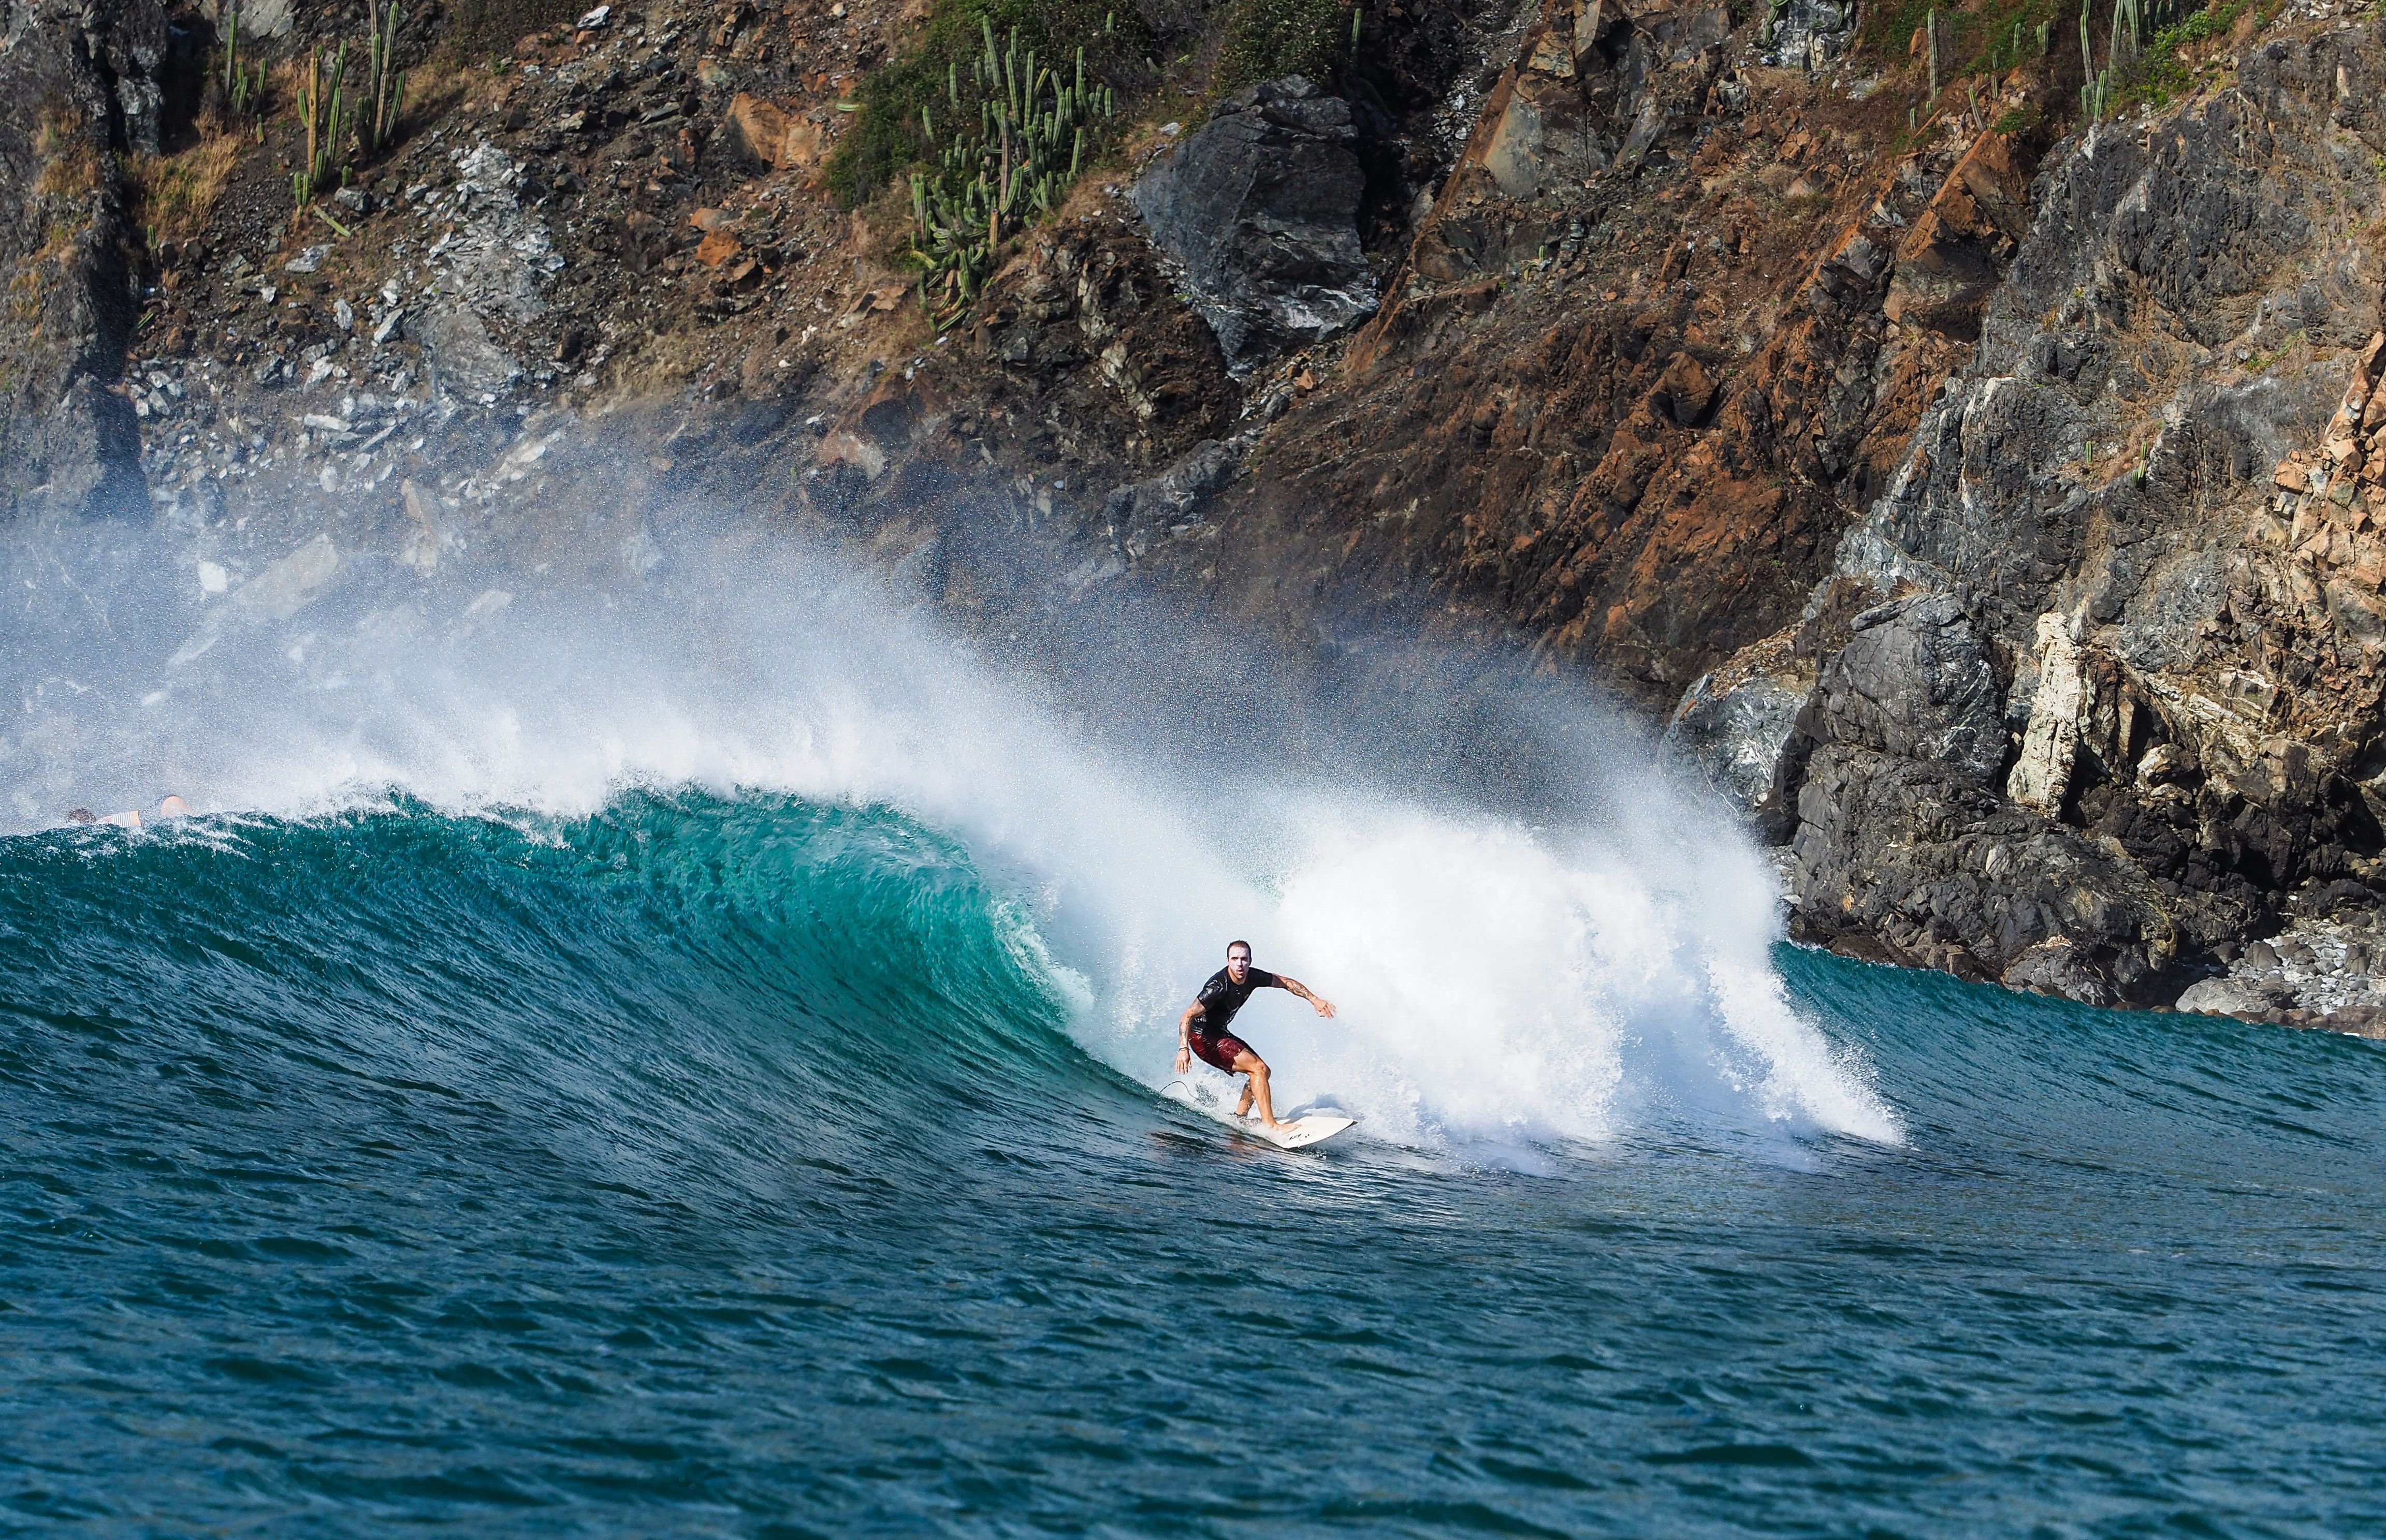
left=5, top=794, right=2385, bottom=1536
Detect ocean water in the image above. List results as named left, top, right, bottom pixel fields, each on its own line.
left=5, top=536, right=2384, bottom=1536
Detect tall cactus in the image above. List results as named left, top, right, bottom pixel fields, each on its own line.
left=292, top=41, right=351, bottom=209
left=221, top=2, right=269, bottom=124
left=360, top=0, right=408, bottom=159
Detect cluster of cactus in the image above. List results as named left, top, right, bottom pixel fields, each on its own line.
left=221, top=2, right=269, bottom=124
left=906, top=18, right=1117, bottom=327
left=288, top=2, right=409, bottom=210
left=2079, top=0, right=2141, bottom=121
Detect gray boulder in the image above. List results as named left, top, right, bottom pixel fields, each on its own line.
left=418, top=305, right=522, bottom=402
left=1132, top=77, right=1377, bottom=372
left=1663, top=628, right=1813, bottom=841
left=2176, top=975, right=2294, bottom=1018
left=1810, top=592, right=2007, bottom=786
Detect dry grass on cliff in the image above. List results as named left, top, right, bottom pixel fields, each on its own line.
left=30, top=107, right=101, bottom=202
left=126, top=130, right=247, bottom=247
left=11, top=108, right=103, bottom=327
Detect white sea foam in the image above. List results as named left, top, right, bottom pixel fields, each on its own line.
left=1, top=525, right=1900, bottom=1152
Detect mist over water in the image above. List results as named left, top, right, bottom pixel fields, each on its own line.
left=3, top=509, right=1889, bottom=1152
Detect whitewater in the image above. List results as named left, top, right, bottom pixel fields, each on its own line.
left=2, top=522, right=1893, bottom=1154
left=5, top=519, right=2384, bottom=1536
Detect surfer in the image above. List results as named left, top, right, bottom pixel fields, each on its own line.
left=1175, top=941, right=1335, bottom=1131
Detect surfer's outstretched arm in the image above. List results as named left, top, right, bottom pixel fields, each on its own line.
left=1270, top=974, right=1335, bottom=1018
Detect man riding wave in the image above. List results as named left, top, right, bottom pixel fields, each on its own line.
left=1175, top=940, right=1335, bottom=1131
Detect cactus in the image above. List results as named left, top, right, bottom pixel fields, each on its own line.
left=221, top=3, right=269, bottom=124
left=906, top=16, right=1121, bottom=324
left=360, top=0, right=408, bottom=159
left=1926, top=7, right=1939, bottom=98
left=292, top=41, right=351, bottom=209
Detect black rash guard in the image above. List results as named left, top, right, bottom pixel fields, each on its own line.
left=1192, top=966, right=1279, bottom=1035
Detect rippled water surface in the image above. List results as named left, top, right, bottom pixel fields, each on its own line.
left=6, top=797, right=2384, bottom=1537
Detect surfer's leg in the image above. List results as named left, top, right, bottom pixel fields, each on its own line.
left=1227, top=1049, right=1276, bottom=1127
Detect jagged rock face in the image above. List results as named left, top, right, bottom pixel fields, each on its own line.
left=1109, top=0, right=2070, bottom=708
left=1132, top=77, right=1377, bottom=372
left=1692, top=21, right=2386, bottom=1005
left=412, top=141, right=564, bottom=405
left=1758, top=0, right=1855, bottom=74
left=1792, top=742, right=2178, bottom=1005
left=1104, top=440, right=1239, bottom=563
left=0, top=0, right=167, bottom=523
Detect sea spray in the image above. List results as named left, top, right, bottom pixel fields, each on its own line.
left=2, top=521, right=1898, bottom=1151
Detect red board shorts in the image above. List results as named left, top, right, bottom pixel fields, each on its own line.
left=1187, top=1028, right=1254, bottom=1073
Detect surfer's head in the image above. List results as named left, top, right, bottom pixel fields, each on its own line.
left=159, top=795, right=190, bottom=819
left=1226, top=941, right=1252, bottom=981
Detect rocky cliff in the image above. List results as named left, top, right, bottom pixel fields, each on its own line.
left=1, top=0, right=165, bottom=524
left=5, top=0, right=2384, bottom=1033
left=1679, top=17, right=2386, bottom=1024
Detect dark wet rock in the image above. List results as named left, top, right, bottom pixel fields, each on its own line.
left=1132, top=77, right=1376, bottom=371
left=1663, top=626, right=1813, bottom=841
left=2001, top=935, right=2117, bottom=1008
left=1789, top=742, right=2178, bottom=1004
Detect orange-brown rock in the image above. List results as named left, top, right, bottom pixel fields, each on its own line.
left=725, top=93, right=827, bottom=171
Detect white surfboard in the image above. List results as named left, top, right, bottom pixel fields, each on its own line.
left=1243, top=1112, right=1357, bottom=1149
left=1161, top=1081, right=1358, bottom=1150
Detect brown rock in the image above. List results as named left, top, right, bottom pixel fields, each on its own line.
left=695, top=231, right=742, bottom=268
left=725, top=93, right=827, bottom=170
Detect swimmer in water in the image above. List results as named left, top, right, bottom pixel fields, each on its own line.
left=1174, top=940, right=1336, bottom=1131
